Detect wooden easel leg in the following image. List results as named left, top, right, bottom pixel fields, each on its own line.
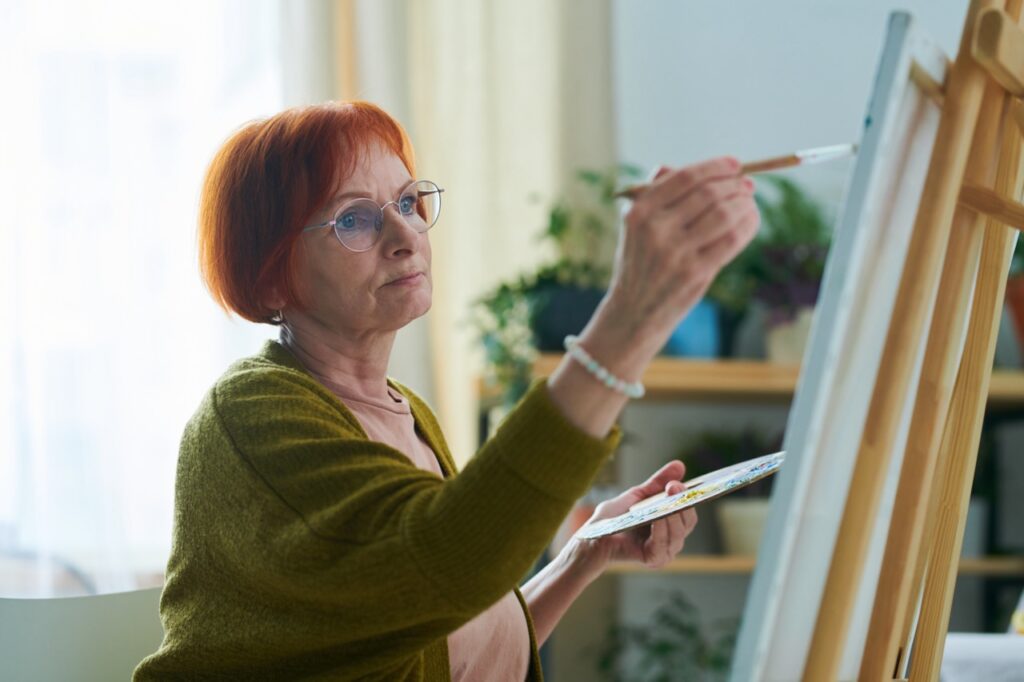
left=800, top=3, right=1000, bottom=680
left=858, top=71, right=1012, bottom=682
left=908, top=120, right=1024, bottom=682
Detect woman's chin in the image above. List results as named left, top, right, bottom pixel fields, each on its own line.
left=396, top=294, right=432, bottom=326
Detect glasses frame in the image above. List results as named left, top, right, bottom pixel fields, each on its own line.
left=302, top=180, right=444, bottom=253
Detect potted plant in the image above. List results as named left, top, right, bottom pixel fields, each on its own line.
left=594, top=591, right=737, bottom=681
left=674, top=428, right=783, bottom=555
left=471, top=165, right=643, bottom=408
left=528, top=165, right=645, bottom=350
left=707, top=176, right=832, bottom=362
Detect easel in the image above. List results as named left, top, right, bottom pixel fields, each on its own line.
left=801, top=1, right=1024, bottom=680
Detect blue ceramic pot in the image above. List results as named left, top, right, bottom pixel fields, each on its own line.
left=662, top=299, right=721, bottom=357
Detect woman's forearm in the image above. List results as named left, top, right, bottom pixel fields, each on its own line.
left=520, top=541, right=604, bottom=647
left=545, top=296, right=662, bottom=440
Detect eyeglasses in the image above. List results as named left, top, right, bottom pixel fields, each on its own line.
left=302, top=180, right=444, bottom=252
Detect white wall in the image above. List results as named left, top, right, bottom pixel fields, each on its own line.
left=611, top=1, right=967, bottom=207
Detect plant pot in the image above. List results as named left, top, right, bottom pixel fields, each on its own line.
left=732, top=304, right=768, bottom=359
left=661, top=298, right=721, bottom=358
left=765, top=306, right=815, bottom=365
left=715, top=497, right=771, bottom=555
left=529, top=285, right=605, bottom=351
left=717, top=306, right=745, bottom=359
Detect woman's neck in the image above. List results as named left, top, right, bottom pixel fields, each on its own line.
left=279, top=319, right=395, bottom=401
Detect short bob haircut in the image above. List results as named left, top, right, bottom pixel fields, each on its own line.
left=198, top=100, right=417, bottom=324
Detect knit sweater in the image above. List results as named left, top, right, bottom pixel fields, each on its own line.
left=134, top=340, right=621, bottom=681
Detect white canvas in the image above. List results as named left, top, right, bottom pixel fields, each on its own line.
left=730, top=13, right=953, bottom=681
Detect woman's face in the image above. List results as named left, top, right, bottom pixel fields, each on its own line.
left=289, top=144, right=433, bottom=337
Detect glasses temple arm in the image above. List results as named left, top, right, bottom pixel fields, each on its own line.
left=302, top=221, right=332, bottom=232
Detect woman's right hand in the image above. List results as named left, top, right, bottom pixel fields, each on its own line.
left=546, top=156, right=760, bottom=439
left=586, top=157, right=761, bottom=372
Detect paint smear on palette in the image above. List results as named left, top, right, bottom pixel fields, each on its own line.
left=576, top=451, right=785, bottom=539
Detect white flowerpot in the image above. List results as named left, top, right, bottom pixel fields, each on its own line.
left=766, top=306, right=815, bottom=365
left=715, top=498, right=772, bottom=555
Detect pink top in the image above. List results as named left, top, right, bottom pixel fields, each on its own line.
left=313, top=373, right=531, bottom=682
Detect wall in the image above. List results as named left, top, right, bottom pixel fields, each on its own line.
left=611, top=1, right=967, bottom=208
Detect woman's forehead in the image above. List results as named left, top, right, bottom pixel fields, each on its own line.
left=334, top=145, right=411, bottom=196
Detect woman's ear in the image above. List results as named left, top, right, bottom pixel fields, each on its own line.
left=263, top=287, right=287, bottom=314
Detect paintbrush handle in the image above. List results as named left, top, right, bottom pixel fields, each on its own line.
left=614, top=154, right=799, bottom=200
left=614, top=144, right=854, bottom=200
left=739, top=153, right=803, bottom=174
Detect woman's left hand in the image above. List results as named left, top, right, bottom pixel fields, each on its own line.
left=565, top=460, right=697, bottom=582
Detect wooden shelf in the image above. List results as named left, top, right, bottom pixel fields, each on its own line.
left=532, top=355, right=798, bottom=401
left=530, top=354, right=1024, bottom=406
left=608, top=555, right=756, bottom=575
left=605, top=555, right=1024, bottom=576
left=957, top=557, right=1024, bottom=576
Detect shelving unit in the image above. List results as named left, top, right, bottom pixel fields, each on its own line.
left=532, top=353, right=1024, bottom=407
left=508, top=354, right=1024, bottom=680
left=606, top=556, right=1024, bottom=577
left=526, top=353, right=1024, bottom=579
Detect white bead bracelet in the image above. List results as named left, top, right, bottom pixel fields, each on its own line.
left=563, top=335, right=646, bottom=399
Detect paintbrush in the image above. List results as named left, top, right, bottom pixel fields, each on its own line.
left=613, top=143, right=857, bottom=201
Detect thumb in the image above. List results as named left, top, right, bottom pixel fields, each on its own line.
left=629, top=460, right=686, bottom=503
left=591, top=460, right=687, bottom=520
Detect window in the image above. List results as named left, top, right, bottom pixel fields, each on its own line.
left=0, top=0, right=288, bottom=596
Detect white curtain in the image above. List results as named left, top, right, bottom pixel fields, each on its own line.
left=0, top=0, right=339, bottom=597
left=351, top=0, right=618, bottom=464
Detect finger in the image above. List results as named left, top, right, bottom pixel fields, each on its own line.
left=682, top=508, right=698, bottom=533
left=666, top=509, right=687, bottom=555
left=686, top=191, right=758, bottom=251
left=697, top=203, right=761, bottom=268
left=656, top=176, right=753, bottom=232
left=644, top=518, right=670, bottom=565
left=648, top=165, right=672, bottom=182
left=665, top=479, right=687, bottom=496
left=638, top=156, right=741, bottom=211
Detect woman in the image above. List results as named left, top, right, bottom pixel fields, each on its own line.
left=134, top=101, right=760, bottom=681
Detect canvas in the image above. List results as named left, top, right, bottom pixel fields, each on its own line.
left=730, top=13, right=952, bottom=681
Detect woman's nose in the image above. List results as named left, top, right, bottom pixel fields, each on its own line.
left=380, top=206, right=421, bottom=255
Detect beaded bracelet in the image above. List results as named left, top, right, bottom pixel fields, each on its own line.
left=563, top=335, right=646, bottom=399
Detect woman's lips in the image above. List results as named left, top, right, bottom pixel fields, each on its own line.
left=386, top=272, right=424, bottom=286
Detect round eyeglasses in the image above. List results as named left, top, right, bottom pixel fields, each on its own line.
left=302, top=180, right=444, bottom=253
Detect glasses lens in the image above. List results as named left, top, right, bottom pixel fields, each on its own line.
left=334, top=199, right=382, bottom=251
left=409, top=180, right=441, bottom=231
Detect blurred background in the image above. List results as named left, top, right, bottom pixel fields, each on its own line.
left=3, top=1, right=1022, bottom=680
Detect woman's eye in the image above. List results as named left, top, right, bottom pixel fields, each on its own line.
left=338, top=213, right=359, bottom=230
left=399, top=195, right=417, bottom=214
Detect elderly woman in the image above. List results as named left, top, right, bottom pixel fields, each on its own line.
left=134, top=101, right=759, bottom=681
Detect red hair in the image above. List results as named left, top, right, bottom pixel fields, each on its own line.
left=198, top=100, right=417, bottom=324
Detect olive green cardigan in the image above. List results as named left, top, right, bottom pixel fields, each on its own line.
left=134, top=340, right=620, bottom=681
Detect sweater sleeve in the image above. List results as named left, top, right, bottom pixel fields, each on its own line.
left=213, top=367, right=620, bottom=634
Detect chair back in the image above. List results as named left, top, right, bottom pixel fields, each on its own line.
left=0, top=587, right=164, bottom=681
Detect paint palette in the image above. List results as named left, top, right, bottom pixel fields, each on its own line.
left=575, top=451, right=785, bottom=539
